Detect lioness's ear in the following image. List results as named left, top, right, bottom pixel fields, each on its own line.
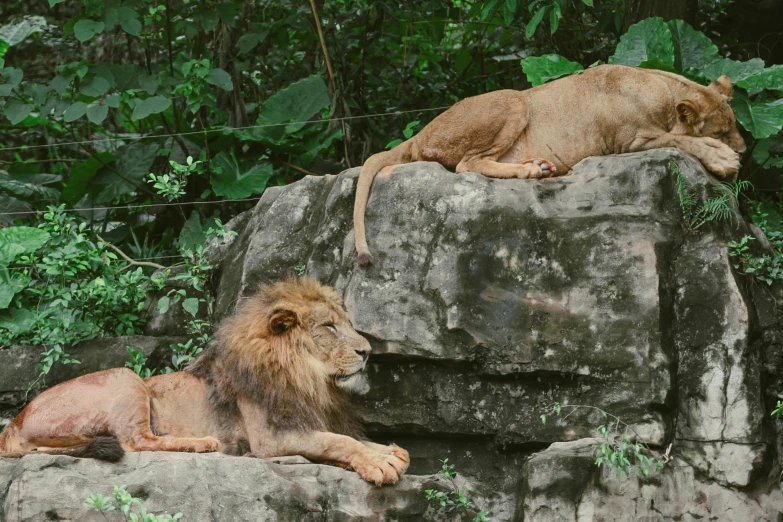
left=676, top=100, right=700, bottom=124
left=269, top=308, right=298, bottom=334
left=709, top=75, right=733, bottom=99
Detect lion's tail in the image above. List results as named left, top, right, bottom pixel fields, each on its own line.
left=0, top=436, right=125, bottom=462
left=353, top=140, right=416, bottom=266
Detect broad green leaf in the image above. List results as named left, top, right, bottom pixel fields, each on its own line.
left=91, top=142, right=156, bottom=203
left=79, top=76, right=110, bottom=97
left=667, top=20, right=719, bottom=72
left=736, top=65, right=783, bottom=95
left=702, top=57, right=765, bottom=84
left=0, top=84, right=12, bottom=97
left=48, top=0, right=67, bottom=6
left=521, top=54, right=583, bottom=86
left=7, top=68, right=23, bottom=86
left=138, top=73, right=160, bottom=94
left=182, top=298, right=199, bottom=317
left=732, top=90, right=783, bottom=139
left=253, top=75, right=330, bottom=142
left=120, top=18, right=141, bottom=36
left=0, top=170, right=60, bottom=201
left=582, top=0, right=594, bottom=5
left=210, top=151, right=273, bottom=199
left=549, top=3, right=561, bottom=35
left=752, top=136, right=783, bottom=169
left=525, top=7, right=546, bottom=39
left=86, top=104, right=109, bottom=124
left=0, top=272, right=18, bottom=309
left=63, top=101, right=88, bottom=122
left=131, top=95, right=171, bottom=121
left=609, top=17, right=674, bottom=69
left=3, top=100, right=33, bottom=124
left=0, top=226, right=50, bottom=267
left=62, top=151, right=115, bottom=204
left=0, top=307, right=36, bottom=335
left=157, top=296, right=170, bottom=314
left=481, top=0, right=500, bottom=21
left=504, top=0, right=516, bottom=25
left=0, top=16, right=47, bottom=47
left=237, top=29, right=269, bottom=55
left=105, top=94, right=121, bottom=108
left=205, top=68, right=233, bottom=91
left=73, top=19, right=105, bottom=43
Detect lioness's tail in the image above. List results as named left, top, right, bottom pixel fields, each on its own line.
left=0, top=436, right=125, bottom=462
left=353, top=140, right=415, bottom=266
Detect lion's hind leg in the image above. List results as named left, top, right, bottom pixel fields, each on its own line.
left=125, top=432, right=219, bottom=453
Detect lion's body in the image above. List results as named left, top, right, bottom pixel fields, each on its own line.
left=353, top=64, right=747, bottom=265
left=0, top=278, right=409, bottom=485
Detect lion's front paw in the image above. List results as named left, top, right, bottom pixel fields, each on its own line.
left=699, top=139, right=740, bottom=180
left=350, top=450, right=408, bottom=486
left=518, top=158, right=557, bottom=179
left=387, top=444, right=410, bottom=472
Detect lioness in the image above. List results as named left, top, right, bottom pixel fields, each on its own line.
left=0, top=278, right=409, bottom=486
left=354, top=64, right=746, bottom=265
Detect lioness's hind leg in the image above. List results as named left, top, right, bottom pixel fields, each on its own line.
left=457, top=157, right=547, bottom=179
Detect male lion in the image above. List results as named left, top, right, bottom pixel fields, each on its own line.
left=0, top=278, right=409, bottom=485
left=354, top=64, right=747, bottom=265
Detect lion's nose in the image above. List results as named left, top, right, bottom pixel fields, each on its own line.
left=355, top=348, right=369, bottom=360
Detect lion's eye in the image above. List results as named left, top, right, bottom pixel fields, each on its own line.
left=324, top=323, right=337, bottom=332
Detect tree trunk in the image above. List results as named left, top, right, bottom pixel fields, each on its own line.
left=622, top=0, right=698, bottom=31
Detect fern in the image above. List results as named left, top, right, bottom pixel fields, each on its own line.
left=671, top=161, right=748, bottom=230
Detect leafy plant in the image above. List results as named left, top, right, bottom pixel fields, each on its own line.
left=0, top=206, right=154, bottom=381
left=85, top=485, right=183, bottom=522
left=541, top=402, right=670, bottom=479
left=424, top=458, right=491, bottom=521
left=671, top=161, right=750, bottom=230
left=125, top=346, right=155, bottom=379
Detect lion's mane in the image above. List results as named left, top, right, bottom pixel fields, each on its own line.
left=187, top=278, right=364, bottom=441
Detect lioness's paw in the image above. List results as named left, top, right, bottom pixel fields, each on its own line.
left=517, top=158, right=557, bottom=179
left=350, top=451, right=407, bottom=486
left=702, top=142, right=740, bottom=180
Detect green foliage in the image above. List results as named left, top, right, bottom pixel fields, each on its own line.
left=125, top=346, right=155, bottom=379
left=728, top=201, right=783, bottom=285
left=541, top=402, right=669, bottom=479
left=0, top=206, right=154, bottom=380
left=386, top=121, right=421, bottom=150
left=424, top=459, right=491, bottom=522
left=521, top=54, right=584, bottom=87
left=672, top=161, right=749, bottom=231
left=85, top=485, right=183, bottom=522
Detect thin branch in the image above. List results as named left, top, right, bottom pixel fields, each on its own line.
left=97, top=235, right=165, bottom=270
left=282, top=161, right=317, bottom=176
left=307, top=0, right=352, bottom=168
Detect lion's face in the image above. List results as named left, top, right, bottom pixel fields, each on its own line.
left=264, top=279, right=372, bottom=396
left=307, top=302, right=372, bottom=395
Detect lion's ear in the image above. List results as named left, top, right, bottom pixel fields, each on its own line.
left=709, top=75, right=733, bottom=99
left=676, top=100, right=700, bottom=125
left=269, top=308, right=298, bottom=335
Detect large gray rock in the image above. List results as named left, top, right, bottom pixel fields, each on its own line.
left=2, top=149, right=781, bottom=521
left=0, top=453, right=438, bottom=521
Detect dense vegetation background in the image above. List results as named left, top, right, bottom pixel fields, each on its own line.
left=0, top=0, right=781, bottom=378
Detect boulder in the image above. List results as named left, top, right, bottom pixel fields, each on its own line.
left=2, top=149, right=781, bottom=521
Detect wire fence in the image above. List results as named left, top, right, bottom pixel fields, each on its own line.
left=0, top=106, right=449, bottom=155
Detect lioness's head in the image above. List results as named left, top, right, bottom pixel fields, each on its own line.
left=676, top=75, right=746, bottom=154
